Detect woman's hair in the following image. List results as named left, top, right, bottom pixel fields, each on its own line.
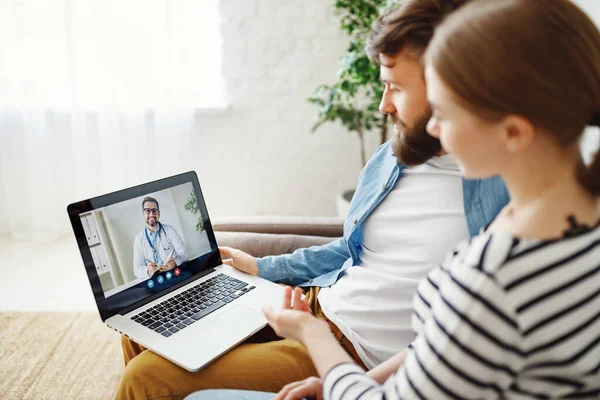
left=425, top=0, right=600, bottom=194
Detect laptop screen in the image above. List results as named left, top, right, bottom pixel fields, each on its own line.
left=67, top=172, right=221, bottom=321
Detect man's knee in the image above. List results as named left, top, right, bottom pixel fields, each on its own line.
left=116, top=350, right=184, bottom=400
left=121, top=335, right=140, bottom=365
left=116, top=352, right=150, bottom=400
left=120, top=335, right=132, bottom=355
left=116, top=340, right=316, bottom=399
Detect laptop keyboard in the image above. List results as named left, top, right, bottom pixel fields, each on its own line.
left=130, top=273, right=256, bottom=337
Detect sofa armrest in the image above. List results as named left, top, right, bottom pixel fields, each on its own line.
left=212, top=216, right=344, bottom=258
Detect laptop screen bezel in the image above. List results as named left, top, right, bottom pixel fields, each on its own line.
left=66, top=171, right=222, bottom=322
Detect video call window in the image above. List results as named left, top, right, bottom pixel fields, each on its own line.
left=79, top=182, right=212, bottom=298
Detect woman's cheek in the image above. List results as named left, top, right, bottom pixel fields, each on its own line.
left=439, top=128, right=456, bottom=153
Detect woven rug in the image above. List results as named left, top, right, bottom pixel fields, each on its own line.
left=0, top=312, right=123, bottom=399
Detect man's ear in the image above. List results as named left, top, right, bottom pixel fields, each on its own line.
left=500, top=115, right=535, bottom=153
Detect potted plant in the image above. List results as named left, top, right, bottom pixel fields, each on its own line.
left=309, top=0, right=403, bottom=216
left=184, top=190, right=205, bottom=232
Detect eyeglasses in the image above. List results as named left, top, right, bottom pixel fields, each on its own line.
left=143, top=208, right=160, bottom=215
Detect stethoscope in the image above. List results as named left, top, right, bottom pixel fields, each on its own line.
left=144, top=222, right=172, bottom=263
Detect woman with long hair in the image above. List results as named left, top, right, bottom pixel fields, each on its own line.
left=190, top=0, right=600, bottom=398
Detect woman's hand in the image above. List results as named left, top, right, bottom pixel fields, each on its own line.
left=263, top=286, right=319, bottom=342
left=264, top=284, right=329, bottom=345
left=273, top=376, right=323, bottom=400
left=264, top=286, right=327, bottom=343
left=282, top=286, right=310, bottom=312
left=267, top=287, right=356, bottom=380
left=263, top=306, right=328, bottom=344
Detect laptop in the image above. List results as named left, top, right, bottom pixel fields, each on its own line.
left=67, top=171, right=286, bottom=371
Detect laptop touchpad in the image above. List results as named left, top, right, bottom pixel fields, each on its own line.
left=218, top=304, right=266, bottom=329
left=198, top=305, right=266, bottom=355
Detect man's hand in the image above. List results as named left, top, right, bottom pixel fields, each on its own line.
left=219, top=246, right=258, bottom=276
left=273, top=377, right=323, bottom=400
left=159, top=258, right=176, bottom=272
left=147, top=262, right=158, bottom=276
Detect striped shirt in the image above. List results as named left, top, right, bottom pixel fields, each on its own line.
left=323, top=223, right=600, bottom=399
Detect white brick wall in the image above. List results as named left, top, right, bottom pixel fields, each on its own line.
left=193, top=0, right=599, bottom=219
left=192, top=0, right=383, bottom=218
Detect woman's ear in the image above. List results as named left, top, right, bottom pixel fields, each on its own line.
left=500, top=115, right=535, bottom=153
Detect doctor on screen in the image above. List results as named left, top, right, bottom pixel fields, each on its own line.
left=133, top=196, right=188, bottom=279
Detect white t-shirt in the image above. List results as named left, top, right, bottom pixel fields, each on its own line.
left=318, top=154, right=470, bottom=369
left=323, top=207, right=600, bottom=400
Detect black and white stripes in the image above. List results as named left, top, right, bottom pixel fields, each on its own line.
left=323, top=226, right=600, bottom=399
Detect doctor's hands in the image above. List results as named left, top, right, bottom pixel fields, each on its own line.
left=147, top=262, right=158, bottom=276
left=148, top=258, right=176, bottom=275
left=157, top=258, right=176, bottom=272
left=219, top=246, right=258, bottom=276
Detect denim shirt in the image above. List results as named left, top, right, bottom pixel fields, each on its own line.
left=257, top=141, right=509, bottom=287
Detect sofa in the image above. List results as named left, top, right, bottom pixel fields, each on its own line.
left=212, top=216, right=344, bottom=258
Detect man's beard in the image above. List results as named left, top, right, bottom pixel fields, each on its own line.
left=146, top=218, right=158, bottom=227
left=391, top=110, right=441, bottom=166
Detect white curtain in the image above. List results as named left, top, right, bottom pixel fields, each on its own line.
left=0, top=0, right=226, bottom=241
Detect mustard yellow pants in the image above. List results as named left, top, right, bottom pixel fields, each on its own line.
left=115, top=288, right=366, bottom=400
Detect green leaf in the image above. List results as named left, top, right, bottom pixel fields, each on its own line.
left=308, top=0, right=405, bottom=165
